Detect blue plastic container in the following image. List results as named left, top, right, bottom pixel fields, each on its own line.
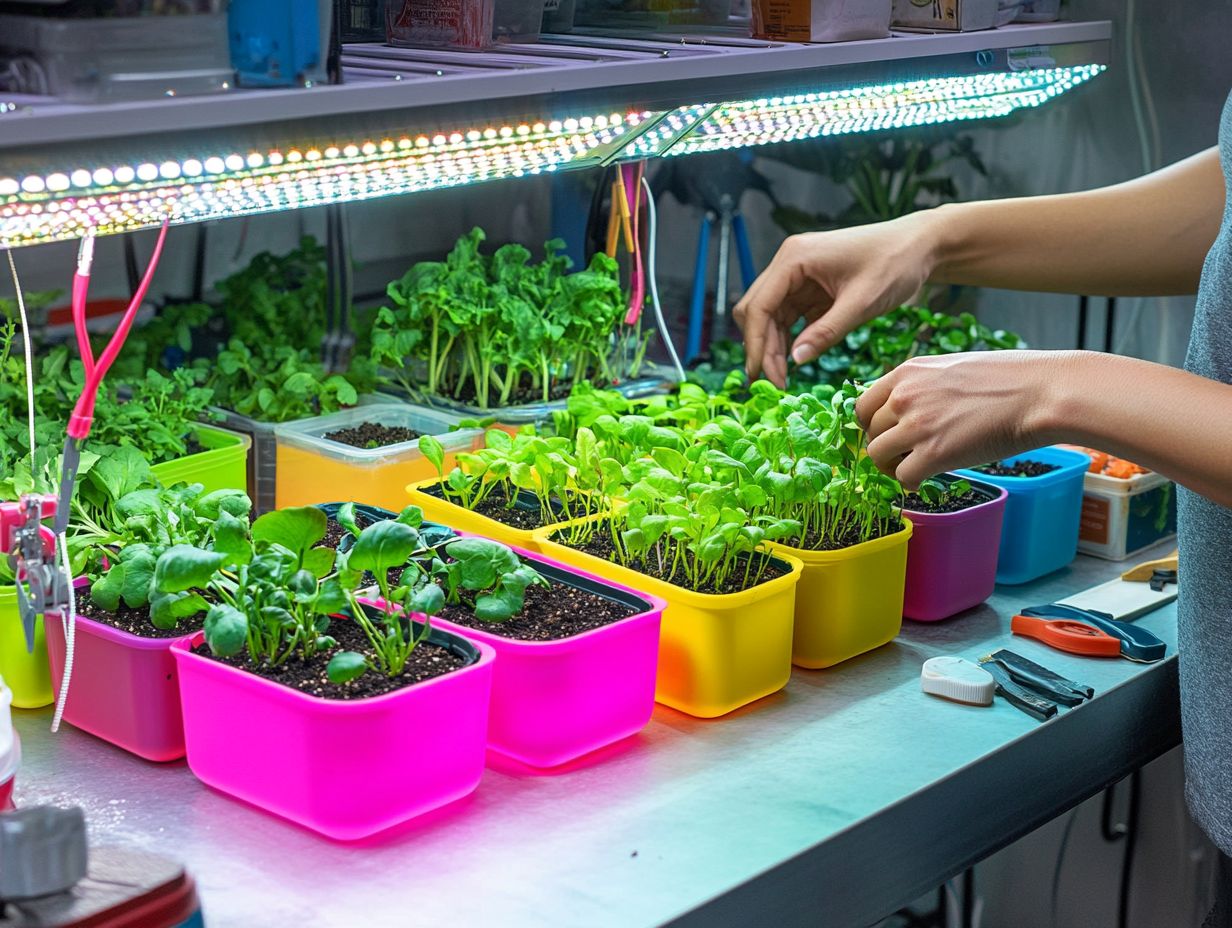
left=955, top=446, right=1090, bottom=585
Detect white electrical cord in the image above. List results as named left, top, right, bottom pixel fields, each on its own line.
left=6, top=250, right=36, bottom=473
left=5, top=248, right=76, bottom=734
left=640, top=175, right=687, bottom=384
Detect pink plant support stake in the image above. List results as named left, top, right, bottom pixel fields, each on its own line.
left=623, top=161, right=647, bottom=326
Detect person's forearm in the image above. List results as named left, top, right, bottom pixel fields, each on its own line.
left=915, top=147, right=1224, bottom=297
left=1033, top=351, right=1232, bottom=507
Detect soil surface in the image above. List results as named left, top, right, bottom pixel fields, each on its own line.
left=321, top=511, right=376, bottom=550
left=76, top=592, right=203, bottom=639
left=197, top=614, right=469, bottom=700
left=324, top=422, right=423, bottom=449
left=448, top=375, right=575, bottom=408
left=974, top=460, right=1059, bottom=478
left=182, top=434, right=205, bottom=457
left=560, top=532, right=788, bottom=595
left=436, top=580, right=638, bottom=642
left=784, top=518, right=905, bottom=552
left=421, top=483, right=552, bottom=531
left=901, top=489, right=991, bottom=514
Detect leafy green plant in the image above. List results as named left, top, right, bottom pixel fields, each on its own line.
left=908, top=477, right=973, bottom=511
left=434, top=536, right=549, bottom=621
left=153, top=505, right=346, bottom=666
left=88, top=484, right=253, bottom=628
left=206, top=340, right=361, bottom=423
left=763, top=128, right=987, bottom=235
left=688, top=306, right=1024, bottom=395
left=371, top=228, right=651, bottom=409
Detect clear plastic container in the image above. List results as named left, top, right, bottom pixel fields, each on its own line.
left=273, top=403, right=481, bottom=510
left=340, top=0, right=386, bottom=40
left=0, top=12, right=232, bottom=102
left=385, top=0, right=495, bottom=48
left=493, top=0, right=544, bottom=40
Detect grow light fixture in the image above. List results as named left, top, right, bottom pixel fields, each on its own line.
left=0, top=65, right=1104, bottom=248
left=669, top=65, right=1105, bottom=156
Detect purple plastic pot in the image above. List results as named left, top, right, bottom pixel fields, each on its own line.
left=45, top=580, right=192, bottom=762
left=902, top=477, right=1008, bottom=622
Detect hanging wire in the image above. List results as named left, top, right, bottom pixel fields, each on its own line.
left=640, top=175, right=686, bottom=384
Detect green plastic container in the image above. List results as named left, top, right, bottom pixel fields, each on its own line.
left=0, top=585, right=53, bottom=709
left=149, top=424, right=250, bottom=495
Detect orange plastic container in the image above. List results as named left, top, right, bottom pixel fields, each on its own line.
left=273, top=403, right=481, bottom=510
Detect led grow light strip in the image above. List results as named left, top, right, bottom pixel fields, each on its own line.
left=668, top=65, right=1104, bottom=156
left=0, top=65, right=1105, bottom=247
left=0, top=112, right=645, bottom=247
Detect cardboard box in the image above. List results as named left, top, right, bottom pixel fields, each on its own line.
left=891, top=0, right=997, bottom=31
left=752, top=0, right=891, bottom=42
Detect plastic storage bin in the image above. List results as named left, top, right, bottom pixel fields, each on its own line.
left=956, top=446, right=1090, bottom=585
left=149, top=425, right=250, bottom=496
left=228, top=0, right=331, bottom=87
left=340, top=0, right=387, bottom=40
left=173, top=618, right=495, bottom=840
left=1077, top=470, right=1177, bottom=561
left=0, top=12, right=232, bottom=102
left=213, top=394, right=388, bottom=514
left=0, top=585, right=52, bottom=709
left=395, top=545, right=663, bottom=768
left=769, top=521, right=912, bottom=668
left=46, top=596, right=192, bottom=763
left=385, top=0, right=495, bottom=48
left=902, top=478, right=1007, bottom=622
left=754, top=0, right=890, bottom=41
left=532, top=517, right=802, bottom=718
left=273, top=404, right=480, bottom=511
left=405, top=478, right=567, bottom=551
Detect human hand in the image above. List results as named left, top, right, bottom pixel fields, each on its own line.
left=733, top=214, right=938, bottom=388
left=853, top=350, right=1071, bottom=489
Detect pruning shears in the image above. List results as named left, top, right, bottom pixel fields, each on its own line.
left=2, top=221, right=170, bottom=649
left=1011, top=602, right=1167, bottom=663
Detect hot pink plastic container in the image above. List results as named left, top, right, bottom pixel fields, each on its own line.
left=171, top=620, right=494, bottom=841
left=46, top=599, right=192, bottom=762
left=397, top=543, right=664, bottom=768
left=903, top=477, right=1008, bottom=622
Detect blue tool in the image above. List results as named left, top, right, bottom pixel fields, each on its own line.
left=228, top=0, right=330, bottom=87
left=1019, top=602, right=1167, bottom=663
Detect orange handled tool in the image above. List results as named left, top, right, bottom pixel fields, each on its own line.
left=1010, top=614, right=1123, bottom=657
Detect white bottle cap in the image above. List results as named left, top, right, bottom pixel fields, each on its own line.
left=921, top=656, right=996, bottom=706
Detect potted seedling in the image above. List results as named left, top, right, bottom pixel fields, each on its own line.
left=166, top=504, right=494, bottom=840
left=530, top=419, right=805, bottom=718
left=956, top=446, right=1091, bottom=584
left=339, top=511, right=665, bottom=768
left=45, top=474, right=253, bottom=762
left=370, top=228, right=665, bottom=431
left=899, top=475, right=1007, bottom=621
left=272, top=403, right=482, bottom=510
left=408, top=427, right=612, bottom=551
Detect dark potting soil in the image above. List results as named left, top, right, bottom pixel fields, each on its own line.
left=421, top=483, right=551, bottom=531
left=436, top=580, right=638, bottom=642
left=196, top=614, right=469, bottom=700
left=182, top=434, right=205, bottom=457
left=974, top=460, right=1059, bottom=478
left=321, top=511, right=376, bottom=550
left=448, top=374, right=575, bottom=408
left=323, top=422, right=423, bottom=449
left=783, top=518, right=905, bottom=552
left=76, top=592, right=203, bottom=639
left=560, top=533, right=788, bottom=596
left=901, top=490, right=990, bottom=515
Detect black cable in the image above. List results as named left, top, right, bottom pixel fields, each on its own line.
left=1050, top=808, right=1081, bottom=928
left=961, top=868, right=975, bottom=928
left=191, top=224, right=207, bottom=303
left=123, top=235, right=139, bottom=300
left=1104, top=296, right=1118, bottom=353
left=1117, top=771, right=1142, bottom=928
left=1077, top=294, right=1089, bottom=349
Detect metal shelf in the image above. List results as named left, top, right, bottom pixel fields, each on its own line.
left=0, top=21, right=1110, bottom=247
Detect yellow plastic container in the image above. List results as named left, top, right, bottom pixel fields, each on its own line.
left=274, top=404, right=482, bottom=510
left=405, top=478, right=556, bottom=551
left=0, top=584, right=53, bottom=708
left=770, top=519, right=913, bottom=670
left=532, top=518, right=803, bottom=718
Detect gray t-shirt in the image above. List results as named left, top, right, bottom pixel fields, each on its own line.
left=1179, top=89, right=1232, bottom=854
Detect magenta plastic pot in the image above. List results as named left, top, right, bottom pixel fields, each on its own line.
left=393, top=542, right=664, bottom=769
left=171, top=621, right=494, bottom=841
left=902, top=477, right=1008, bottom=622
left=46, top=600, right=192, bottom=762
